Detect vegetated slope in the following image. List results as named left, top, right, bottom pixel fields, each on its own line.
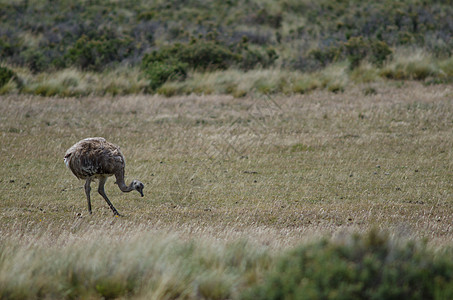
left=1, top=0, right=452, bottom=72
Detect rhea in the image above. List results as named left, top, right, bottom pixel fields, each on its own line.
left=64, top=137, right=144, bottom=216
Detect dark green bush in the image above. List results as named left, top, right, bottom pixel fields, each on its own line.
left=65, top=35, right=133, bottom=71
left=0, top=66, right=16, bottom=88
left=308, top=47, right=342, bottom=68
left=253, top=8, right=283, bottom=29
left=369, top=39, right=393, bottom=67
left=141, top=39, right=279, bottom=90
left=143, top=40, right=240, bottom=72
left=0, top=38, right=14, bottom=58
left=242, top=230, right=453, bottom=300
left=21, top=48, right=48, bottom=73
left=343, top=37, right=392, bottom=69
left=307, top=37, right=392, bottom=70
left=142, top=60, right=188, bottom=91
left=343, top=37, right=370, bottom=69
left=240, top=46, right=279, bottom=70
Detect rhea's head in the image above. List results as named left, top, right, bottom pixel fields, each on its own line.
left=132, top=180, right=144, bottom=197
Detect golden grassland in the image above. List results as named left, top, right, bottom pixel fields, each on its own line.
left=0, top=82, right=452, bottom=298
left=1, top=81, right=452, bottom=237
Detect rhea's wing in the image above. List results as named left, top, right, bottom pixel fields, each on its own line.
left=64, top=138, right=125, bottom=179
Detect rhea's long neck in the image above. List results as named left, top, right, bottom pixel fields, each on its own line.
left=115, top=171, right=134, bottom=193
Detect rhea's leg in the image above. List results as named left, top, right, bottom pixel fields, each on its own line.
left=85, top=178, right=92, bottom=214
left=98, top=177, right=120, bottom=216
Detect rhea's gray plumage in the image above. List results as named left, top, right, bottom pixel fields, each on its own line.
left=64, top=137, right=144, bottom=216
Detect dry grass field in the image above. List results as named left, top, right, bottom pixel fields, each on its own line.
left=0, top=82, right=452, bottom=298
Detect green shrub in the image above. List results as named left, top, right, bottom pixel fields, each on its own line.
left=369, top=40, right=393, bottom=67
left=137, top=10, right=156, bottom=21
left=20, top=48, right=48, bottom=73
left=143, top=60, right=188, bottom=91
left=253, top=8, right=283, bottom=29
left=143, top=40, right=240, bottom=72
left=142, top=40, right=240, bottom=91
left=308, top=47, right=341, bottom=68
left=240, top=47, right=279, bottom=70
left=343, top=37, right=392, bottom=69
left=343, top=37, right=370, bottom=69
left=242, top=230, right=453, bottom=300
left=0, top=38, right=14, bottom=58
left=308, top=37, right=392, bottom=71
left=0, top=66, right=16, bottom=88
left=142, top=39, right=278, bottom=91
left=65, top=35, right=133, bottom=71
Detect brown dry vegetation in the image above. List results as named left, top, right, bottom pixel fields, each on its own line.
left=1, top=82, right=452, bottom=243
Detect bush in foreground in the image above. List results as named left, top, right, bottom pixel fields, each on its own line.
left=1, top=228, right=453, bottom=299
left=242, top=230, right=453, bottom=300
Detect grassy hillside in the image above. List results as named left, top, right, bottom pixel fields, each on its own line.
left=0, top=0, right=452, bottom=96
left=1, top=0, right=452, bottom=70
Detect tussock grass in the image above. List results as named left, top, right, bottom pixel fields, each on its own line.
left=381, top=49, right=453, bottom=82
left=7, top=66, right=149, bottom=97
left=1, top=82, right=453, bottom=298
left=158, top=64, right=350, bottom=97
left=158, top=53, right=451, bottom=98
left=2, top=49, right=452, bottom=98
left=0, top=218, right=329, bottom=299
left=0, top=223, right=271, bottom=299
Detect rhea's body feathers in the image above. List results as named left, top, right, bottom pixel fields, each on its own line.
left=64, top=137, right=124, bottom=179
left=64, top=137, right=144, bottom=215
